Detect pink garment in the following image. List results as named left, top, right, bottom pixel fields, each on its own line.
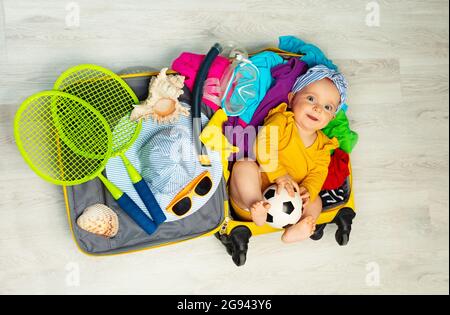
left=171, top=52, right=231, bottom=111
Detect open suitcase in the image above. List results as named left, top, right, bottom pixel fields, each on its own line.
left=62, top=47, right=357, bottom=266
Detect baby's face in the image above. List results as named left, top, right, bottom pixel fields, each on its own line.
left=288, top=78, right=341, bottom=131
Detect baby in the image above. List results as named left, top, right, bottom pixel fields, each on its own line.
left=229, top=65, right=348, bottom=243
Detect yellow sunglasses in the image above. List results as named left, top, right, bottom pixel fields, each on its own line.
left=166, top=171, right=213, bottom=216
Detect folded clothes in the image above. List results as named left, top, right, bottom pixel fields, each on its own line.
left=322, top=148, right=350, bottom=190
left=234, top=51, right=285, bottom=125
left=171, top=52, right=230, bottom=111
left=278, top=35, right=338, bottom=71
left=199, top=109, right=239, bottom=182
left=320, top=177, right=351, bottom=210
left=250, top=57, right=308, bottom=127
left=224, top=58, right=308, bottom=158
left=322, top=110, right=358, bottom=154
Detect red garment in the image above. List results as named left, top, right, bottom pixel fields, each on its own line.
left=322, top=148, right=350, bottom=190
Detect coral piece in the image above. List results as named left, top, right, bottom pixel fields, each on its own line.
left=76, top=204, right=119, bottom=238
left=130, top=68, right=190, bottom=123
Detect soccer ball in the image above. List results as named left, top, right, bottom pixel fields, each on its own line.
left=263, top=184, right=302, bottom=229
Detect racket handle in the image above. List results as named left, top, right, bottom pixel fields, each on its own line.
left=120, top=154, right=166, bottom=225
left=133, top=180, right=167, bottom=225
left=116, top=193, right=157, bottom=235
left=98, top=173, right=157, bottom=235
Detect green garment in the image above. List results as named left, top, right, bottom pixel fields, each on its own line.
left=322, top=110, right=358, bottom=154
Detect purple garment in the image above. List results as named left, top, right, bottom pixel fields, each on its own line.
left=224, top=58, right=308, bottom=161
left=251, top=58, right=308, bottom=127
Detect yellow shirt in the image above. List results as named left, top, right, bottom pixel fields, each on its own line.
left=255, top=103, right=339, bottom=201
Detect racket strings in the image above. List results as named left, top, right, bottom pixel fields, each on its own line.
left=16, top=93, right=110, bottom=184
left=55, top=67, right=139, bottom=154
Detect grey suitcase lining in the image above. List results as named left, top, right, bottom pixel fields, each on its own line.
left=65, top=73, right=226, bottom=255
left=66, top=177, right=227, bottom=255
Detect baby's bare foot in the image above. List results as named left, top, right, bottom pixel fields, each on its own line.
left=250, top=201, right=271, bottom=226
left=281, top=216, right=315, bottom=243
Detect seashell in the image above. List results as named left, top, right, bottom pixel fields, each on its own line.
left=152, top=98, right=177, bottom=117
left=77, top=204, right=119, bottom=238
left=130, top=68, right=190, bottom=123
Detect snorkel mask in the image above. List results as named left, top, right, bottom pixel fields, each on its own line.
left=218, top=43, right=260, bottom=116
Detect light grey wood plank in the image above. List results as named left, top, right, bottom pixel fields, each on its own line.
left=0, top=0, right=6, bottom=60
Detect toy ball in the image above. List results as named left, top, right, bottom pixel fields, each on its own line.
left=263, top=184, right=302, bottom=229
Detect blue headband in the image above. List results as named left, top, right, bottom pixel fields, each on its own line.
left=291, top=65, right=348, bottom=111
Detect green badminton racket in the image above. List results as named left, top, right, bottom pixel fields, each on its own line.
left=54, top=64, right=166, bottom=225
left=14, top=91, right=158, bottom=235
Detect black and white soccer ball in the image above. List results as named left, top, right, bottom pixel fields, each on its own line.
left=263, top=184, right=302, bottom=229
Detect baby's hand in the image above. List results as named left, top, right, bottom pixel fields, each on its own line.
left=298, top=186, right=310, bottom=208
left=275, top=174, right=300, bottom=198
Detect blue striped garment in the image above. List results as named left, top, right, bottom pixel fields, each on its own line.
left=106, top=103, right=223, bottom=222
left=291, top=65, right=348, bottom=112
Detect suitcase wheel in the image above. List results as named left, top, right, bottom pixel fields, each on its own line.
left=310, top=224, right=327, bottom=241
left=215, top=226, right=251, bottom=267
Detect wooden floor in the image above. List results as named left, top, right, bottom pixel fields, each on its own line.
left=0, top=0, right=448, bottom=295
